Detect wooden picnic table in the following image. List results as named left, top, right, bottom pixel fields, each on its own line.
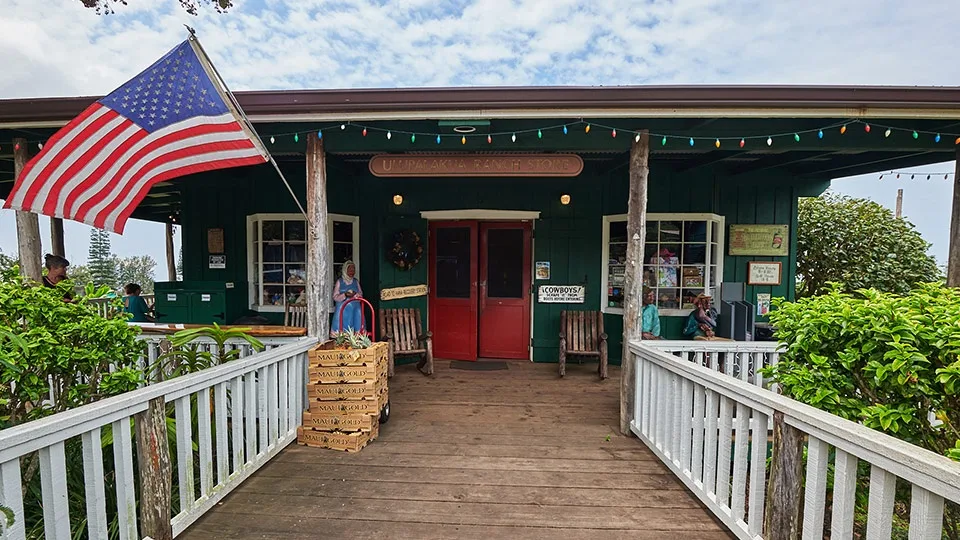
left=135, top=323, right=308, bottom=337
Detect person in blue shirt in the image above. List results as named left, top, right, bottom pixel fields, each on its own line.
left=122, top=283, right=154, bottom=323
left=641, top=288, right=662, bottom=340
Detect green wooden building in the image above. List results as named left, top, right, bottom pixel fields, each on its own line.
left=3, top=86, right=959, bottom=364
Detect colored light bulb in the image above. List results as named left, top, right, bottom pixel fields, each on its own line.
left=912, top=131, right=919, bottom=139
left=864, top=124, right=871, bottom=133
left=386, top=131, right=392, bottom=140
left=794, top=133, right=800, bottom=142
left=38, top=142, right=43, bottom=150
left=611, top=128, right=617, bottom=138
left=512, top=133, right=517, bottom=142
left=885, top=129, right=892, bottom=138
left=661, top=136, right=667, bottom=146
left=715, top=138, right=720, bottom=148
left=818, top=130, right=823, bottom=139
left=317, top=130, right=322, bottom=139
left=340, top=124, right=346, bottom=130
left=294, top=133, right=299, bottom=142
left=14, top=142, right=20, bottom=151
left=487, top=134, right=492, bottom=144
left=935, top=133, right=941, bottom=143
left=461, top=136, right=466, bottom=144
left=739, top=138, right=745, bottom=148
left=955, top=137, right=960, bottom=145
left=767, top=137, right=773, bottom=146
left=563, top=125, right=568, bottom=135
left=269, top=136, right=275, bottom=144
left=436, top=135, right=441, bottom=144
left=362, top=128, right=368, bottom=137
left=840, top=125, right=847, bottom=134
left=585, top=124, right=591, bottom=133
left=410, top=134, right=416, bottom=143
left=689, top=137, right=694, bottom=146
left=634, top=133, right=640, bottom=143
left=538, top=129, right=543, bottom=139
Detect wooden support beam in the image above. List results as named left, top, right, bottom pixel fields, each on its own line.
left=49, top=217, right=65, bottom=257
left=764, top=411, right=804, bottom=540
left=895, top=188, right=903, bottom=219
left=947, top=148, right=960, bottom=287
left=135, top=397, right=173, bottom=540
left=306, top=133, right=332, bottom=339
left=13, top=137, right=42, bottom=281
left=620, top=131, right=648, bottom=435
left=165, top=222, right=177, bottom=281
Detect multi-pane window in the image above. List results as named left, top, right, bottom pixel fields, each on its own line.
left=602, top=213, right=724, bottom=316
left=248, top=214, right=359, bottom=311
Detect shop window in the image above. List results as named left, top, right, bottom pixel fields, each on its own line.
left=601, top=213, right=724, bottom=316
left=247, top=213, right=359, bottom=311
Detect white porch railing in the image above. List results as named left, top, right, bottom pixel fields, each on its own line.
left=649, top=340, right=781, bottom=388
left=0, top=338, right=317, bottom=540
left=630, top=341, right=960, bottom=540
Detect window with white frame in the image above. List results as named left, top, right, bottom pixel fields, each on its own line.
left=602, top=213, right=724, bottom=316
left=247, top=213, right=360, bottom=311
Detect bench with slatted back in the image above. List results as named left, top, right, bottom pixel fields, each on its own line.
left=284, top=303, right=307, bottom=328
left=559, top=310, right=608, bottom=379
left=379, top=308, right=433, bottom=377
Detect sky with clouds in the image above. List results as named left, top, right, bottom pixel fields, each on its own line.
left=1, top=0, right=959, bottom=270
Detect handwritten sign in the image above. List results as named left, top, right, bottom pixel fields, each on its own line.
left=747, top=262, right=782, bottom=286
left=538, top=285, right=585, bottom=304
left=369, top=154, right=584, bottom=177
left=729, top=224, right=789, bottom=256
left=381, top=284, right=428, bottom=301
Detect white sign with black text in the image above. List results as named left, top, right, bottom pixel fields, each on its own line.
left=538, top=285, right=585, bottom=304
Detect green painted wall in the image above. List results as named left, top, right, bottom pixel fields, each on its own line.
left=175, top=155, right=827, bottom=364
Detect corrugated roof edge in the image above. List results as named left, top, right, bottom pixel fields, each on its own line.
left=3, top=85, right=960, bottom=124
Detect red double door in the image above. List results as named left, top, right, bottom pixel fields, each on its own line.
left=428, top=221, right=532, bottom=361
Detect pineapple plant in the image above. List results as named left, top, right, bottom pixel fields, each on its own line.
left=332, top=330, right=373, bottom=350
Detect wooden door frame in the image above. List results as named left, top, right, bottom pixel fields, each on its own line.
left=478, top=221, right=533, bottom=360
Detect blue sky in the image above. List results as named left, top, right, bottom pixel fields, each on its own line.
left=2, top=0, right=959, bottom=267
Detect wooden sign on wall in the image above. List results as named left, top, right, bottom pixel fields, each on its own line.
left=369, top=154, right=584, bottom=177
left=728, top=224, right=789, bottom=257
left=381, top=284, right=428, bottom=301
left=207, top=228, right=225, bottom=254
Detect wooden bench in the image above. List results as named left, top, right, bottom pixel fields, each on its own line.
left=559, top=310, right=608, bottom=379
left=379, top=308, right=433, bottom=377
left=284, top=303, right=307, bottom=328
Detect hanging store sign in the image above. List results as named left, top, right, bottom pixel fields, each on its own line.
left=728, top=224, right=789, bottom=257
left=381, top=284, right=428, bottom=301
left=538, top=285, right=585, bottom=304
left=369, top=154, right=584, bottom=177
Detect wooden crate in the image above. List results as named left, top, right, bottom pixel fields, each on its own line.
left=297, top=423, right=379, bottom=452
left=308, top=360, right=388, bottom=384
left=306, top=392, right=387, bottom=415
left=307, top=380, right=386, bottom=401
left=302, top=411, right=377, bottom=432
left=309, top=341, right=389, bottom=368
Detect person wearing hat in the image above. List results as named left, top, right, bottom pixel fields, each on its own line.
left=684, top=293, right=718, bottom=339
left=641, top=287, right=662, bottom=340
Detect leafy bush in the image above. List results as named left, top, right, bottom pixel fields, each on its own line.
left=151, top=323, right=264, bottom=380
left=797, top=193, right=940, bottom=297
left=765, top=283, right=960, bottom=537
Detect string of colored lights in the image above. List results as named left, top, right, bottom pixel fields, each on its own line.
left=879, top=171, right=957, bottom=180
left=5, top=118, right=960, bottom=151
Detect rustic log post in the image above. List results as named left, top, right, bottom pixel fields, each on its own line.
left=165, top=222, right=177, bottom=281
left=948, top=149, right=960, bottom=287
left=306, top=133, right=332, bottom=339
left=620, top=131, right=649, bottom=435
left=764, top=411, right=805, bottom=540
left=50, top=218, right=65, bottom=257
left=135, top=397, right=173, bottom=540
left=895, top=188, right=903, bottom=219
left=13, top=138, right=42, bottom=282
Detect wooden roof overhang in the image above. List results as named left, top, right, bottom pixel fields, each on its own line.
left=2, top=85, right=959, bottom=224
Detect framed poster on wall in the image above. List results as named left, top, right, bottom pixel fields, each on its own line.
left=728, top=224, right=788, bottom=256
left=747, top=261, right=782, bottom=285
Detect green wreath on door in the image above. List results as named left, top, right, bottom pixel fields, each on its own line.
left=388, top=230, right=423, bottom=270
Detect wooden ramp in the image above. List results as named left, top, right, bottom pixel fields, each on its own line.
left=181, top=360, right=731, bottom=539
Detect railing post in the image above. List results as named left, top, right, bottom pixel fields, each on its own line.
left=764, top=411, right=804, bottom=540
left=135, top=397, right=173, bottom=540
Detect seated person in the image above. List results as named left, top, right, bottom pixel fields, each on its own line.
left=641, top=288, right=662, bottom=340
left=683, top=294, right=720, bottom=340
left=122, top=283, right=155, bottom=323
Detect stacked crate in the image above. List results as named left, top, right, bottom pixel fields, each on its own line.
left=297, top=341, right=389, bottom=452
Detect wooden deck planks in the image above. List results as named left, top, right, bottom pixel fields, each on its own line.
left=180, top=360, right=731, bottom=539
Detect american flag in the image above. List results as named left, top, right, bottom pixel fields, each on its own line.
left=3, top=39, right=268, bottom=233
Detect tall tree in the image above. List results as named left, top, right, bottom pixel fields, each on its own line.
left=797, top=192, right=941, bottom=297
left=78, top=0, right=232, bottom=15
left=88, top=229, right=117, bottom=289
left=116, top=255, right=157, bottom=293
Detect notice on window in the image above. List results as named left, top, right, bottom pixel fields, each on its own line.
left=728, top=224, right=789, bottom=256
left=538, top=285, right=585, bottom=304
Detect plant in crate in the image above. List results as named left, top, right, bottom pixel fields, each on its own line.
left=333, top=330, right=373, bottom=350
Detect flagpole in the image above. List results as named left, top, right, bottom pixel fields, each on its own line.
left=185, top=27, right=309, bottom=220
